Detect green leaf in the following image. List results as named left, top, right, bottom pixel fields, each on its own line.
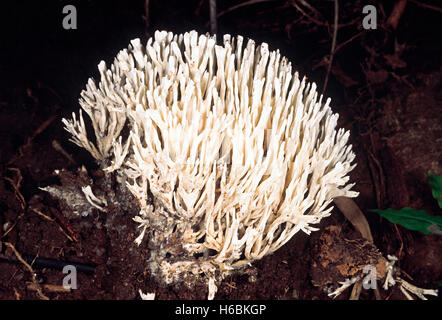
left=371, top=207, right=442, bottom=235
left=428, top=174, right=442, bottom=209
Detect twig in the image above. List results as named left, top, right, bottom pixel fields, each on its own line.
left=30, top=115, right=57, bottom=141
left=297, top=0, right=323, bottom=19
left=366, top=154, right=382, bottom=208
left=322, top=0, right=339, bottom=95
left=13, top=288, right=20, bottom=300
left=0, top=213, right=3, bottom=239
left=49, top=207, right=79, bottom=242
left=30, top=208, right=74, bottom=242
left=334, top=31, right=364, bottom=55
left=0, top=214, right=24, bottom=240
left=4, top=168, right=26, bottom=210
left=143, top=0, right=150, bottom=31
left=291, top=1, right=327, bottom=26
left=4, top=242, right=49, bottom=300
left=409, top=0, right=442, bottom=13
left=349, top=281, right=362, bottom=300
left=27, top=282, right=71, bottom=293
left=368, top=150, right=386, bottom=207
left=291, top=1, right=358, bottom=29
left=2, top=168, right=26, bottom=239
left=387, top=0, right=408, bottom=30
left=217, top=0, right=275, bottom=18
left=30, top=208, right=55, bottom=222
left=400, top=268, right=414, bottom=281
left=194, top=0, right=206, bottom=16
left=52, top=140, right=77, bottom=165
left=7, top=115, right=56, bottom=166
left=3, top=178, right=26, bottom=209
left=374, top=287, right=382, bottom=300
left=209, top=0, right=217, bottom=35
left=392, top=223, right=404, bottom=259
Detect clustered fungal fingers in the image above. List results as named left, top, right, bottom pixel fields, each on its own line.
left=63, top=30, right=358, bottom=299
left=398, top=278, right=438, bottom=300
left=62, top=111, right=102, bottom=160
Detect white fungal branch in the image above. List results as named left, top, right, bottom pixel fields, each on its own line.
left=383, top=254, right=398, bottom=290
left=81, top=185, right=107, bottom=212
left=64, top=30, right=358, bottom=299
left=328, top=254, right=438, bottom=300
left=139, top=290, right=155, bottom=300
left=328, top=276, right=361, bottom=299
left=397, top=278, right=438, bottom=300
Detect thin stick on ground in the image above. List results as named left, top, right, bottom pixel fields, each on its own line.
left=49, top=207, right=79, bottom=242
left=217, top=0, right=274, bottom=18
left=143, top=0, right=150, bottom=33
left=30, top=208, right=74, bottom=242
left=2, top=168, right=26, bottom=239
left=297, top=0, right=323, bottom=20
left=209, top=0, right=217, bottom=35
left=27, top=282, right=71, bottom=293
left=0, top=214, right=24, bottom=240
left=368, top=150, right=386, bottom=207
left=349, top=281, right=362, bottom=300
left=291, top=0, right=327, bottom=26
left=7, top=115, right=56, bottom=166
left=194, top=0, right=206, bottom=16
left=4, top=168, right=26, bottom=210
left=334, top=31, right=364, bottom=55
left=387, top=0, right=408, bottom=30
left=322, top=0, right=339, bottom=95
left=4, top=242, right=49, bottom=300
left=52, top=140, right=77, bottom=165
left=409, top=0, right=442, bottom=13
left=393, top=223, right=404, bottom=259
left=13, top=288, right=20, bottom=300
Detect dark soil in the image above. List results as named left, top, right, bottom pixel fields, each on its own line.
left=0, top=0, right=441, bottom=300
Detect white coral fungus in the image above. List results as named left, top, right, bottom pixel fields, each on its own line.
left=63, top=30, right=358, bottom=299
